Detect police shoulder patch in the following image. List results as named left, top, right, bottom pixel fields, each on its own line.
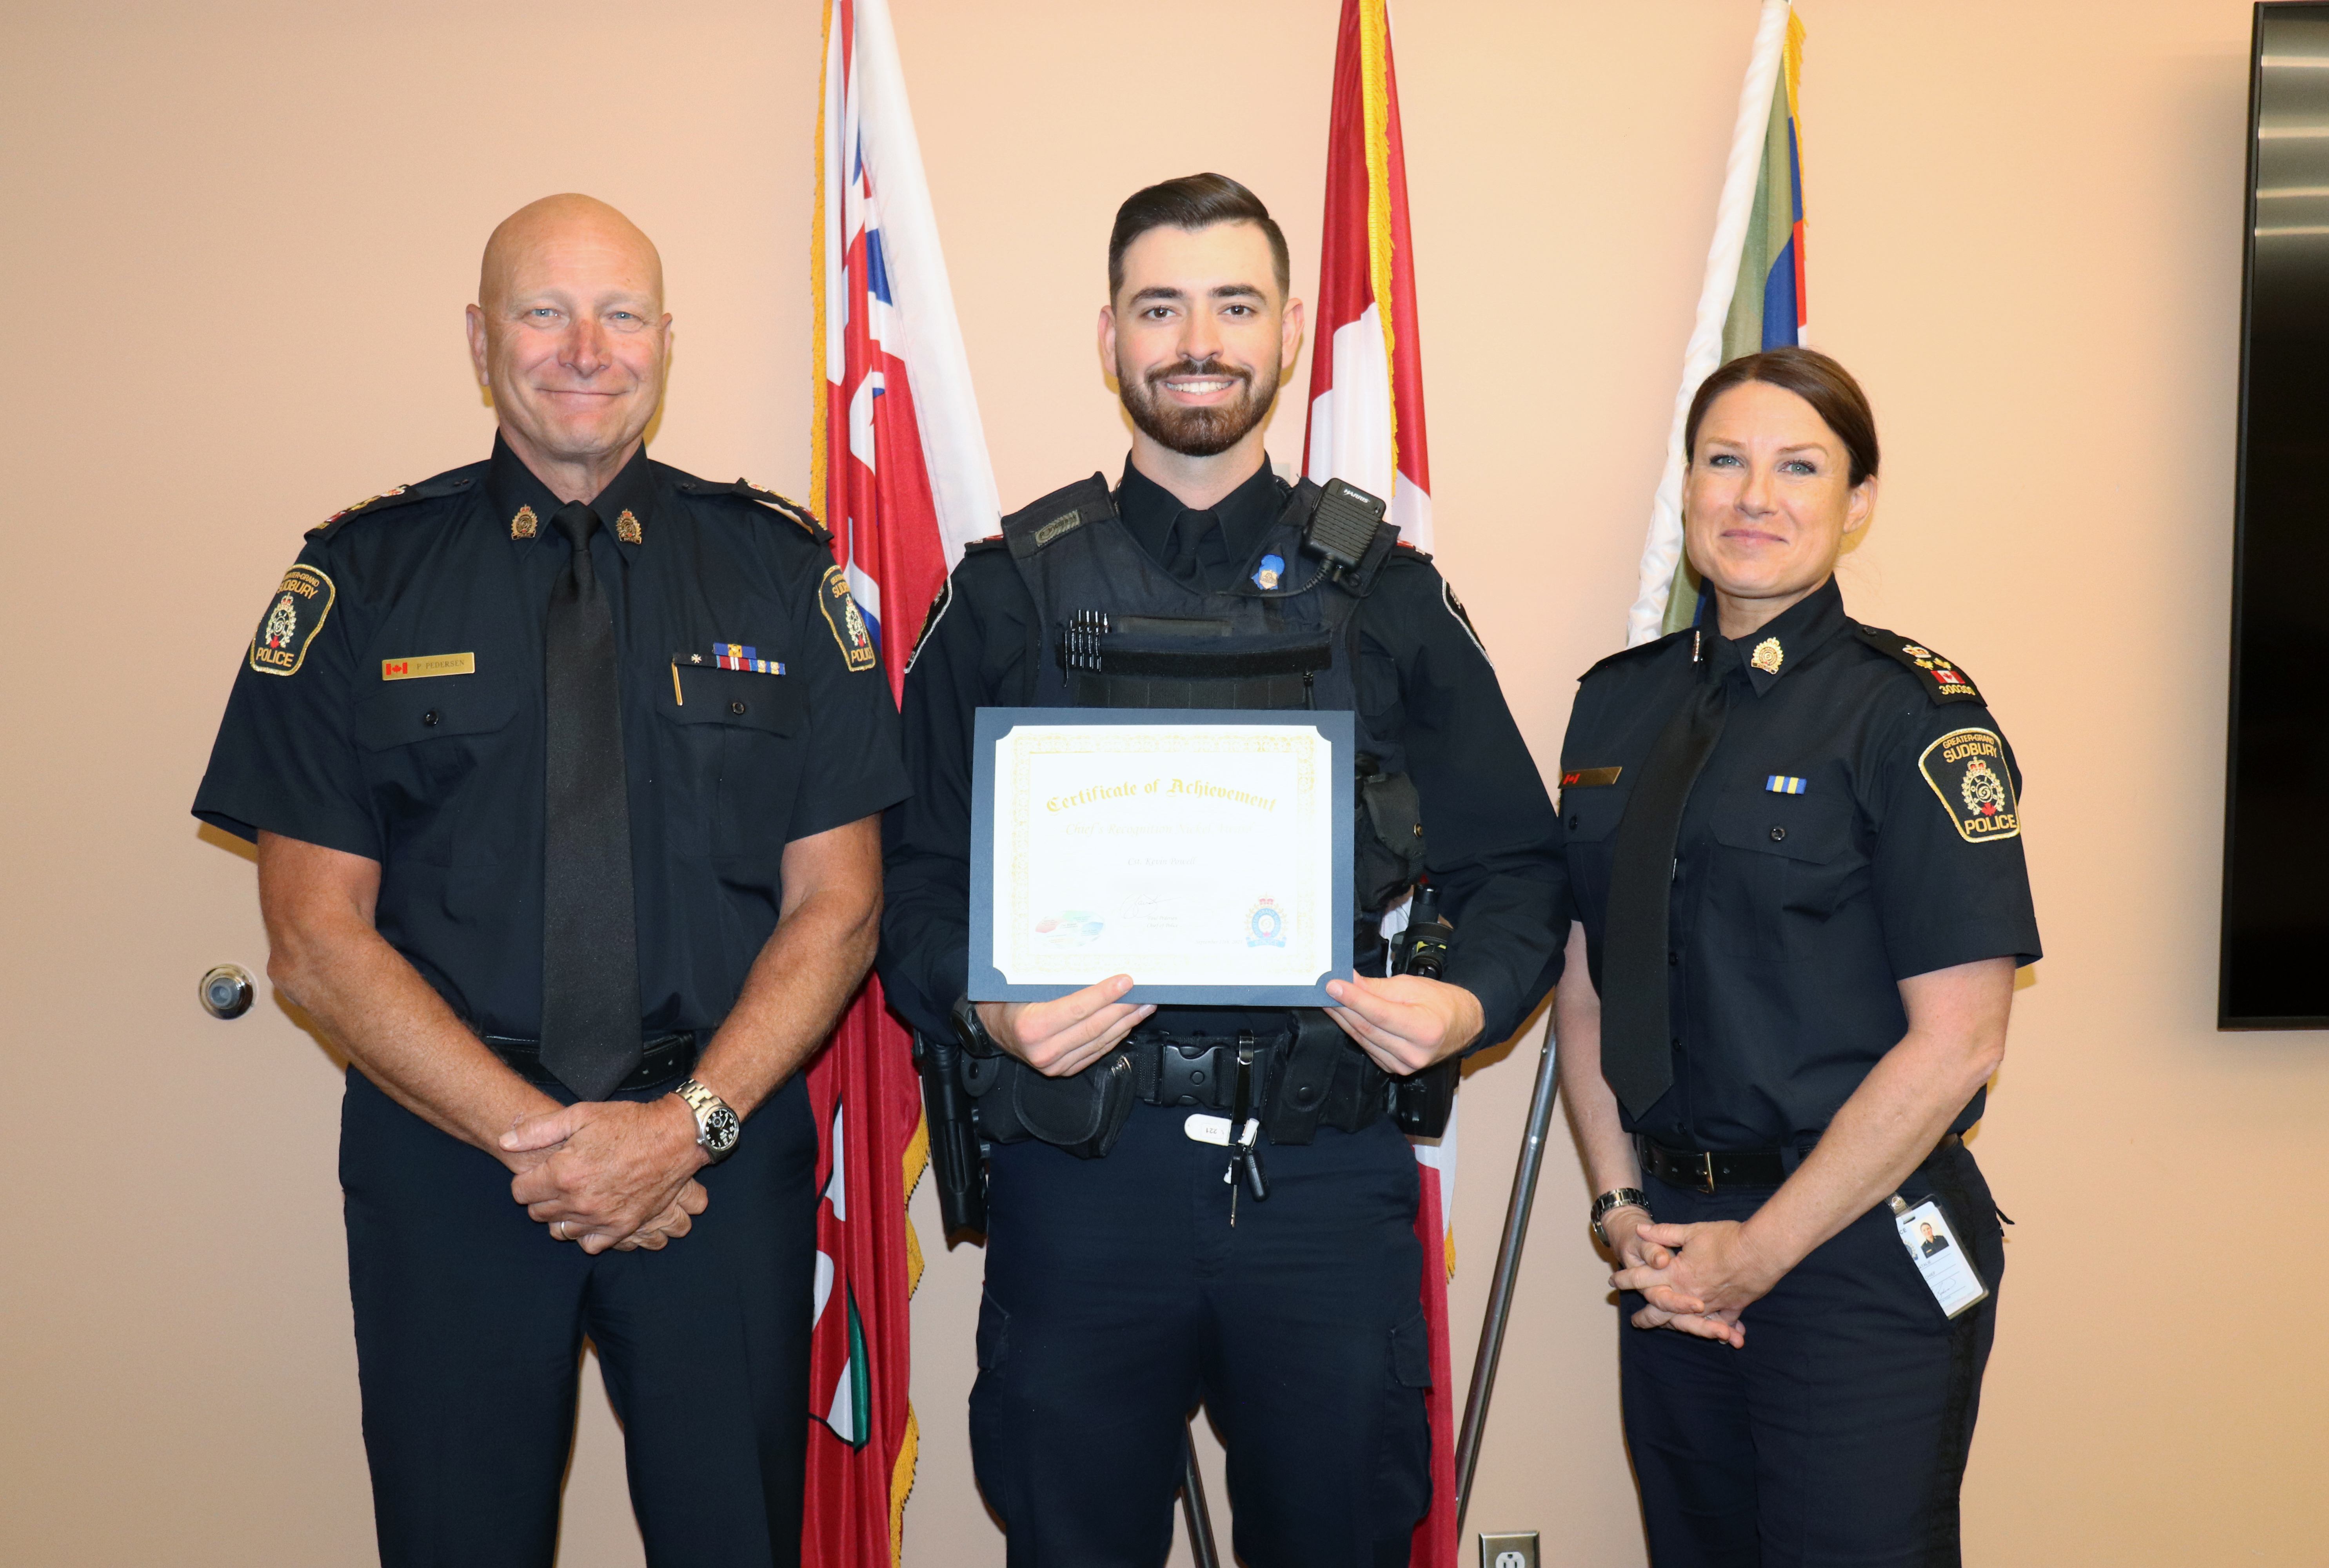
left=248, top=564, right=336, bottom=676
left=1918, top=727, right=2021, bottom=844
left=819, top=566, right=879, bottom=673
left=1854, top=624, right=1982, bottom=704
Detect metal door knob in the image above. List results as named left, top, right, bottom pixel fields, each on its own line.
left=200, top=964, right=256, bottom=1020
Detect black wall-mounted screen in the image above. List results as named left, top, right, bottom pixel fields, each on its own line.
left=2225, top=3, right=2329, bottom=1027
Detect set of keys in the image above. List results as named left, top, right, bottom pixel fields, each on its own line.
left=1182, top=1035, right=1270, bottom=1224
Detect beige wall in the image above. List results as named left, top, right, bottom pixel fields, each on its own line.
left=3, top=2, right=2321, bottom=1563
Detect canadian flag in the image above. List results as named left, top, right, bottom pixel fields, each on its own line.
left=1303, top=5, right=1457, bottom=1565
left=1303, top=0, right=1433, bottom=555
left=804, top=0, right=998, bottom=1561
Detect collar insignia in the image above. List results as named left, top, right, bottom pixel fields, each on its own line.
left=510, top=505, right=538, bottom=540
left=1253, top=552, right=1285, bottom=590
left=615, top=508, right=643, bottom=544
left=1750, top=637, right=1784, bottom=675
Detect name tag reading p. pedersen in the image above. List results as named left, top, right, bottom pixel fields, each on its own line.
left=380, top=652, right=475, bottom=681
left=1890, top=1195, right=1988, bottom=1318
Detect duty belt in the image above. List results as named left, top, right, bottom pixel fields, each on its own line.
left=482, top=1031, right=698, bottom=1094
left=1639, top=1130, right=1964, bottom=1195
left=1128, top=1025, right=1388, bottom=1131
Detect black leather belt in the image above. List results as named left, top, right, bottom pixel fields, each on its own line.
left=1640, top=1131, right=1962, bottom=1195
left=482, top=1031, right=697, bottom=1094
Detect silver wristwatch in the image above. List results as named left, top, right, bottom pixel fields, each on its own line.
left=1590, top=1187, right=1651, bottom=1247
left=673, top=1078, right=741, bottom=1164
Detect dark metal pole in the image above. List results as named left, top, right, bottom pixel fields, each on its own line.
left=1453, top=1024, right=1559, bottom=1532
left=1180, top=1424, right=1220, bottom=1568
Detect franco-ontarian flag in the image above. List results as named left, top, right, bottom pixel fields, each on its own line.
left=806, top=0, right=998, bottom=1561
left=1304, top=0, right=1433, bottom=553
left=1306, top=7, right=1457, bottom=1566
left=1630, top=0, right=1808, bottom=645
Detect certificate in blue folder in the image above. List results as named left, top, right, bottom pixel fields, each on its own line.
left=968, top=708, right=1355, bottom=1007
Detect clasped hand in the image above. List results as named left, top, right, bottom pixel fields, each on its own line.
left=1603, top=1211, right=1785, bottom=1349
left=500, top=1095, right=709, bottom=1255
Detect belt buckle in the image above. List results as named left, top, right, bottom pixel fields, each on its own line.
left=1680, top=1150, right=1716, bottom=1195
left=1155, top=1041, right=1226, bottom=1107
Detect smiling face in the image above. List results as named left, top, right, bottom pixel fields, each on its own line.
left=1100, top=220, right=1302, bottom=460
left=1683, top=378, right=1877, bottom=636
left=465, top=195, right=670, bottom=494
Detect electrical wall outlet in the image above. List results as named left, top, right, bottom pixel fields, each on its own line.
left=1479, top=1531, right=1539, bottom=1568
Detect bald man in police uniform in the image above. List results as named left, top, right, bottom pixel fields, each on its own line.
left=193, top=195, right=906, bottom=1568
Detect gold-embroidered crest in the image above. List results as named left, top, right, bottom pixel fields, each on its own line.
left=248, top=564, right=336, bottom=676
left=1918, top=728, right=2021, bottom=844
left=1751, top=637, right=1784, bottom=674
left=510, top=505, right=538, bottom=539
left=818, top=566, right=879, bottom=673
left=615, top=508, right=643, bottom=544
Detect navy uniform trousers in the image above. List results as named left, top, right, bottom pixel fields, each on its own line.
left=970, top=1101, right=1434, bottom=1568
left=1619, top=1139, right=2004, bottom=1568
left=341, top=1065, right=818, bottom=1568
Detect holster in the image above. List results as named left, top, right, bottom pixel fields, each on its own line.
left=960, top=1045, right=1139, bottom=1160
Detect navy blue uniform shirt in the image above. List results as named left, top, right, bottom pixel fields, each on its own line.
left=1558, top=576, right=2041, bottom=1151
left=193, top=437, right=910, bottom=1039
left=879, top=457, right=1567, bottom=1047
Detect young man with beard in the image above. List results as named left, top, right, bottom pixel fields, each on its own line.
left=879, top=174, right=1564, bottom=1565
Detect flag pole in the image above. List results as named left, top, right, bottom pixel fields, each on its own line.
left=1452, top=1021, right=1557, bottom=1530
left=1625, top=0, right=1795, bottom=646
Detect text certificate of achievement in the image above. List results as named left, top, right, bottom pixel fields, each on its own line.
left=968, top=708, right=1355, bottom=1007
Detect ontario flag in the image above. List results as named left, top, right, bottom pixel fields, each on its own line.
left=1304, top=5, right=1455, bottom=1565
left=1631, top=0, right=1807, bottom=644
left=805, top=0, right=998, bottom=1561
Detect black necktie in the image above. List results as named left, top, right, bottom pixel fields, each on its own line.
left=1163, top=508, right=1214, bottom=587
left=539, top=502, right=641, bottom=1100
left=1599, top=647, right=1730, bottom=1118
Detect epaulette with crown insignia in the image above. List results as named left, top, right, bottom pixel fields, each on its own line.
left=1853, top=624, right=1983, bottom=705
left=305, top=468, right=480, bottom=541
left=672, top=476, right=832, bottom=544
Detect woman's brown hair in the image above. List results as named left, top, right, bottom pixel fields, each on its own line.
left=1683, top=346, right=1879, bottom=486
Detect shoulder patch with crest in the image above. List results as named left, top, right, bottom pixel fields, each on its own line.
left=1918, top=727, right=2021, bottom=843
left=1854, top=624, right=1982, bottom=704
left=819, top=566, right=879, bottom=673
left=248, top=564, right=336, bottom=676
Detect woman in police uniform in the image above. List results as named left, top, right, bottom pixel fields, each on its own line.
left=1554, top=348, right=2039, bottom=1566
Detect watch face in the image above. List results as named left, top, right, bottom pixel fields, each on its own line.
left=705, top=1106, right=741, bottom=1152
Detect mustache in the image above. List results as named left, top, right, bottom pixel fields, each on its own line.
left=1143, top=357, right=1253, bottom=388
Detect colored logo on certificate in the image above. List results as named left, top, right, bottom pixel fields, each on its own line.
left=1033, top=910, right=1106, bottom=948
left=1246, top=898, right=1286, bottom=948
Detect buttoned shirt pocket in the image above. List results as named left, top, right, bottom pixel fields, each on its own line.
left=1706, top=791, right=1857, bottom=961
left=660, top=662, right=807, bottom=868
left=354, top=679, right=521, bottom=866
left=1559, top=781, right=1630, bottom=928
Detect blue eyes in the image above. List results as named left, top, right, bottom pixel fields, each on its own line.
left=1704, top=453, right=1820, bottom=475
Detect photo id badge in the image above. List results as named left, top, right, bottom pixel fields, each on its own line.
left=1890, top=1194, right=1989, bottom=1319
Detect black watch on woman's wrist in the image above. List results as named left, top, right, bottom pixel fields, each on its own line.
left=1591, top=1187, right=1651, bottom=1247
left=950, top=995, right=1003, bottom=1060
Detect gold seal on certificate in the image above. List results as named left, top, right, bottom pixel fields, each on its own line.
left=969, top=709, right=1356, bottom=1005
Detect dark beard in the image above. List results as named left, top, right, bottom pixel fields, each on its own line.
left=1117, top=354, right=1279, bottom=457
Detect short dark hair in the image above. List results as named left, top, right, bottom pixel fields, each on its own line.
left=1108, top=173, right=1290, bottom=301
left=1684, top=346, right=1880, bottom=486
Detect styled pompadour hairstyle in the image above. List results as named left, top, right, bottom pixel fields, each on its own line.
left=1108, top=173, right=1291, bottom=300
